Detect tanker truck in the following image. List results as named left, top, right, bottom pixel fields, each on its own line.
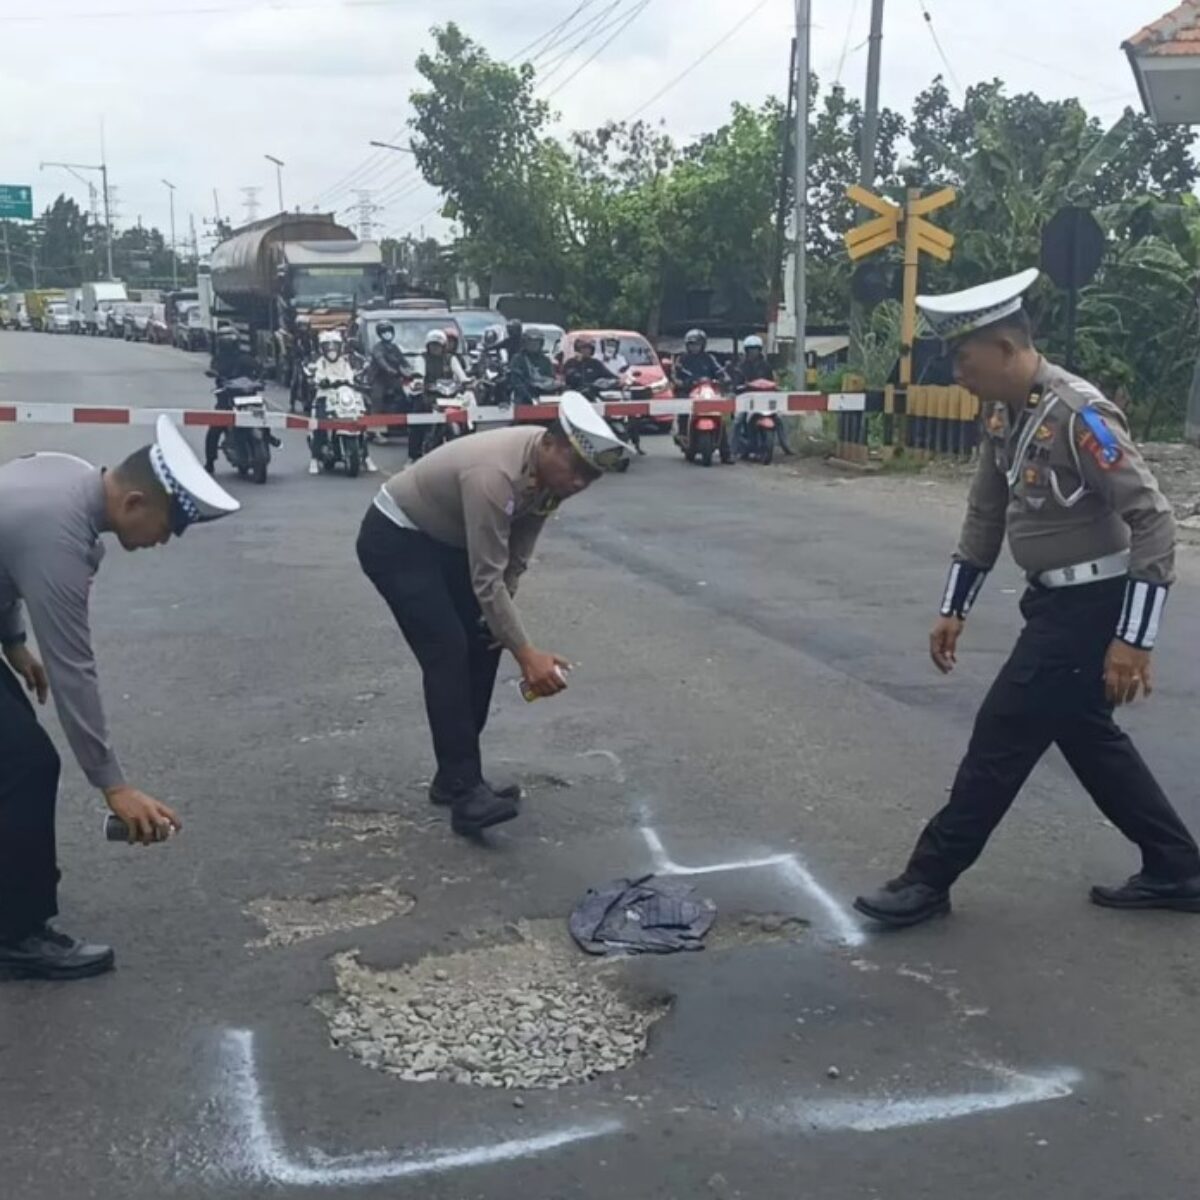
left=208, top=212, right=386, bottom=379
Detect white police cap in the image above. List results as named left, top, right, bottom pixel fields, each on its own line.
left=917, top=267, right=1040, bottom=342
left=558, top=390, right=630, bottom=473
left=150, top=414, right=240, bottom=534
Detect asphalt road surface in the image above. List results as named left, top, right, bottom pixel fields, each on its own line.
left=2, top=330, right=1199, bottom=1200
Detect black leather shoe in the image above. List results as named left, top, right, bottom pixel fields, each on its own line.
left=1090, top=873, right=1200, bottom=912
left=853, top=877, right=951, bottom=928
left=0, top=924, right=115, bottom=980
left=430, top=779, right=522, bottom=807
left=450, top=784, right=519, bottom=836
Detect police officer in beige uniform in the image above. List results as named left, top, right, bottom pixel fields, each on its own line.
left=856, top=269, right=1200, bottom=928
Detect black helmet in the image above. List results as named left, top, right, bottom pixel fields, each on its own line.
left=376, top=320, right=394, bottom=341
left=521, top=328, right=544, bottom=353
left=575, top=336, right=595, bottom=353
left=506, top=318, right=524, bottom=341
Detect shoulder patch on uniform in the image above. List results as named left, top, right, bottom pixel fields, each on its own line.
left=1076, top=405, right=1123, bottom=470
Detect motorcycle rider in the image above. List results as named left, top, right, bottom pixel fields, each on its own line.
left=508, top=327, right=559, bottom=406
left=369, top=320, right=414, bottom=441
left=731, top=334, right=793, bottom=458
left=444, top=327, right=471, bottom=382
left=309, top=329, right=377, bottom=476
left=408, top=329, right=451, bottom=463
left=599, top=335, right=628, bottom=377
left=565, top=337, right=644, bottom=457
left=205, top=326, right=261, bottom=475
left=500, top=318, right=524, bottom=363
left=673, top=328, right=725, bottom=444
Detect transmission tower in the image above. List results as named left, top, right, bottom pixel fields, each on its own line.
left=352, top=189, right=381, bottom=240
left=240, top=186, right=261, bottom=223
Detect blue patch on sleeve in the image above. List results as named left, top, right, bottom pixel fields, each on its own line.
left=1079, top=406, right=1122, bottom=466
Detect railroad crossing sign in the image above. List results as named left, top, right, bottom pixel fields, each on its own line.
left=843, top=184, right=958, bottom=388
left=0, top=184, right=33, bottom=220
left=843, top=185, right=956, bottom=262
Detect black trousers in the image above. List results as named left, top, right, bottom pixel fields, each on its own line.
left=408, top=394, right=432, bottom=462
left=908, top=578, right=1200, bottom=889
left=0, top=663, right=61, bottom=940
left=204, top=393, right=234, bottom=467
left=356, top=507, right=502, bottom=791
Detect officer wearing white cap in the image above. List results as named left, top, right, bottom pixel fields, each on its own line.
left=0, top=417, right=238, bottom=980
left=357, top=392, right=629, bottom=837
left=855, top=269, right=1200, bottom=928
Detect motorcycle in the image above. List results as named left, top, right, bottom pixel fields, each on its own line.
left=737, top=378, right=783, bottom=465
left=310, top=377, right=372, bottom=477
left=473, top=358, right=510, bottom=409
left=673, top=379, right=733, bottom=467
left=206, top=373, right=275, bottom=484
left=424, top=377, right=477, bottom=453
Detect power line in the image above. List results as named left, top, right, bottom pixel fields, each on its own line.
left=544, top=0, right=654, bottom=100
left=535, top=0, right=629, bottom=87
left=623, top=0, right=768, bottom=122
left=834, top=0, right=862, bottom=87
left=512, top=0, right=599, bottom=65
left=913, top=0, right=963, bottom=96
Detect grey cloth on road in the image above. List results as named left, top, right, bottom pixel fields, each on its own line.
left=379, top=426, right=552, bottom=652
left=0, top=452, right=123, bottom=789
left=957, top=357, right=1175, bottom=583
left=569, top=874, right=717, bottom=955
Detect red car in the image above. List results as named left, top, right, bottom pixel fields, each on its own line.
left=559, top=329, right=674, bottom=429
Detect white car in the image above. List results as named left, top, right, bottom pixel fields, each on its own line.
left=43, top=303, right=73, bottom=334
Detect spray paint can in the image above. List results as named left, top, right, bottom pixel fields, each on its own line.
left=521, top=665, right=568, bottom=703
left=103, top=814, right=172, bottom=843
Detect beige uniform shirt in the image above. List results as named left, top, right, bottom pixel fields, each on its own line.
left=380, top=427, right=554, bottom=651
left=958, top=358, right=1174, bottom=584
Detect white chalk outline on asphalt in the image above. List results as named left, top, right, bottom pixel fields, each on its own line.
left=791, top=1064, right=1083, bottom=1133
left=639, top=825, right=866, bottom=947
left=221, top=1029, right=623, bottom=1187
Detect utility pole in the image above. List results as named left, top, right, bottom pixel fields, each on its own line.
left=162, top=179, right=178, bottom=289
left=189, top=213, right=199, bottom=262
left=40, top=160, right=115, bottom=279
left=792, top=0, right=811, bottom=389
left=264, top=155, right=285, bottom=213
left=770, top=38, right=797, bottom=321
left=858, top=0, right=885, bottom=198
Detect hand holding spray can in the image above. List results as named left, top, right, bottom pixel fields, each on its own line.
left=521, top=664, right=570, bottom=703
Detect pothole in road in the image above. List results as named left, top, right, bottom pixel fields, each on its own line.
left=318, top=920, right=671, bottom=1090
left=245, top=878, right=416, bottom=948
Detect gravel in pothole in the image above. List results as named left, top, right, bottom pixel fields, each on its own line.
left=320, top=921, right=670, bottom=1089
left=246, top=878, right=416, bottom=948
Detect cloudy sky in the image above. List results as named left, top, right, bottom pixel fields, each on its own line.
left=0, top=0, right=1181, bottom=251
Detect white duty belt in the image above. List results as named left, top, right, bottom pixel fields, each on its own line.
left=1036, top=549, right=1129, bottom=589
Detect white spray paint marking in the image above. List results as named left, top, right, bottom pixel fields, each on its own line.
left=638, top=827, right=865, bottom=947
left=221, top=1029, right=622, bottom=1187
left=789, top=1065, right=1082, bottom=1133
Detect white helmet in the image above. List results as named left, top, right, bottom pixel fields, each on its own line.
left=743, top=335, right=764, bottom=352
left=319, top=329, right=343, bottom=359
left=425, top=329, right=448, bottom=349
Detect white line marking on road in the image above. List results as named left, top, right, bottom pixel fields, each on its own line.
left=638, top=826, right=866, bottom=946
left=221, top=1029, right=622, bottom=1187
left=790, top=1065, right=1082, bottom=1133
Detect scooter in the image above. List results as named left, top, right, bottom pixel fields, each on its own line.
left=310, top=379, right=374, bottom=477
left=673, top=379, right=733, bottom=467
left=215, top=376, right=275, bottom=484
left=424, top=378, right=477, bottom=453
left=737, top=378, right=783, bottom=465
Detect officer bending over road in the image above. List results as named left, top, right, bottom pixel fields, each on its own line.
left=356, top=393, right=629, bottom=838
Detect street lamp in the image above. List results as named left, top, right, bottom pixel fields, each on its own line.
left=264, top=154, right=285, bottom=213
left=162, top=178, right=178, bottom=289
left=369, top=139, right=416, bottom=154
left=40, top=159, right=114, bottom=279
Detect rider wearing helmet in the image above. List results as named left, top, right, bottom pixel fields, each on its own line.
left=309, top=330, right=376, bottom=476
left=369, top=320, right=414, bottom=435
left=598, top=335, right=628, bottom=377
left=563, top=336, right=618, bottom=392
left=501, top=318, right=524, bottom=362
left=673, top=328, right=724, bottom=396
left=507, top=327, right=558, bottom=406
left=730, top=334, right=791, bottom=459
left=205, top=326, right=261, bottom=474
